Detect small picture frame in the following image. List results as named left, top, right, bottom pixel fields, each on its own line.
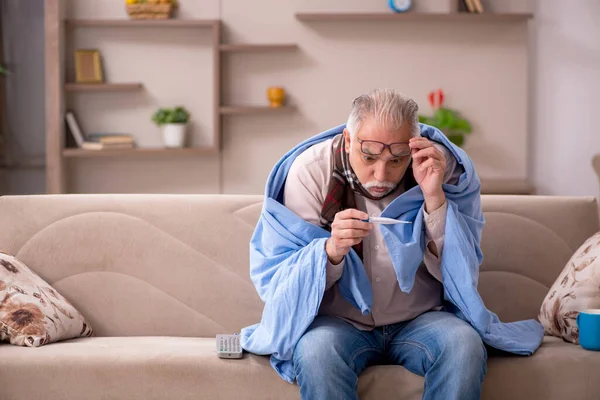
left=74, top=49, right=103, bottom=84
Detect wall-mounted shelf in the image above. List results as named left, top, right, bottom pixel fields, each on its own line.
left=62, top=147, right=218, bottom=158
left=294, top=12, right=533, bottom=22
left=46, top=4, right=226, bottom=193
left=65, top=83, right=144, bottom=92
left=65, top=19, right=218, bottom=28
left=48, top=1, right=533, bottom=195
left=48, top=7, right=300, bottom=193
left=219, top=106, right=296, bottom=115
left=219, top=44, right=298, bottom=53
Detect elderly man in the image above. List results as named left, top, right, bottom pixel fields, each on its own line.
left=241, top=89, right=544, bottom=400
left=283, top=88, right=484, bottom=399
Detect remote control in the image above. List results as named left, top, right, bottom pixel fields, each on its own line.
left=216, top=334, right=243, bottom=359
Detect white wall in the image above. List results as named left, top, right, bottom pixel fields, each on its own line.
left=531, top=0, right=600, bottom=197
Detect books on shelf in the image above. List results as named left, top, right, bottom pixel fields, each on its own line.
left=65, top=111, right=136, bottom=151
left=65, top=112, right=85, bottom=147
left=81, top=141, right=135, bottom=150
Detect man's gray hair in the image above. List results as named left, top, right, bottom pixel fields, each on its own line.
left=346, top=89, right=420, bottom=138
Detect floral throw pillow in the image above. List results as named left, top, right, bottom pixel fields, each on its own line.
left=538, top=231, right=600, bottom=343
left=0, top=252, right=93, bottom=346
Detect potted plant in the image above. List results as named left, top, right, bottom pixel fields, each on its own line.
left=151, top=106, right=190, bottom=148
left=418, top=89, right=472, bottom=147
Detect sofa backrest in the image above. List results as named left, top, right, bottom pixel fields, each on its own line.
left=0, top=194, right=597, bottom=337
left=478, top=195, right=598, bottom=322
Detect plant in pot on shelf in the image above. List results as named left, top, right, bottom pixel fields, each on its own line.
left=418, top=89, right=472, bottom=147
left=152, top=106, right=191, bottom=148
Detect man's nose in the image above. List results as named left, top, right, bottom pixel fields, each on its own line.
left=373, top=161, right=388, bottom=182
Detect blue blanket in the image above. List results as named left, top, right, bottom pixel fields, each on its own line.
left=240, top=123, right=544, bottom=383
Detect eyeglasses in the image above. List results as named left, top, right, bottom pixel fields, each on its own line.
left=356, top=137, right=411, bottom=157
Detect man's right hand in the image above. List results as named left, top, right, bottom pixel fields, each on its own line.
left=325, top=209, right=373, bottom=265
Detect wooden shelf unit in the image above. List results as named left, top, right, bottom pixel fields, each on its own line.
left=46, top=1, right=533, bottom=194
left=294, top=12, right=533, bottom=22
left=65, top=83, right=144, bottom=92
left=220, top=105, right=296, bottom=115
left=219, top=44, right=298, bottom=53
left=65, top=19, right=219, bottom=28
left=45, top=1, right=301, bottom=193
left=62, top=147, right=218, bottom=158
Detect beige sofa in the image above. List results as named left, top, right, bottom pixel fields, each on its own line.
left=0, top=194, right=599, bottom=400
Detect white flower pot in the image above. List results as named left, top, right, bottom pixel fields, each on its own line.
left=161, top=123, right=187, bottom=148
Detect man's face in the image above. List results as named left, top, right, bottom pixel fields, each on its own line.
left=344, top=117, right=413, bottom=198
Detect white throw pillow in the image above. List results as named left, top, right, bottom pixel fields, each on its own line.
left=538, top=231, right=600, bottom=343
left=0, top=252, right=93, bottom=346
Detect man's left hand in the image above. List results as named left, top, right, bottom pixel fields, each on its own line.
left=410, top=137, right=446, bottom=212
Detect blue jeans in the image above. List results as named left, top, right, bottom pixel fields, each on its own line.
left=293, top=311, right=487, bottom=400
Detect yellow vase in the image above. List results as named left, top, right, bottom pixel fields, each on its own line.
left=267, top=87, right=285, bottom=108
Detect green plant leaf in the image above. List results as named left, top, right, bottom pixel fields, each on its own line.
left=447, top=134, right=465, bottom=147
left=0, top=65, right=8, bottom=76
left=437, top=108, right=460, bottom=128
left=151, top=106, right=190, bottom=125
left=420, top=105, right=472, bottom=146
left=418, top=115, right=437, bottom=126
left=172, top=106, right=190, bottom=123
left=453, top=118, right=472, bottom=134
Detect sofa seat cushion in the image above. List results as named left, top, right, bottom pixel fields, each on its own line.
left=0, top=336, right=598, bottom=400
left=0, top=336, right=297, bottom=400
left=360, top=336, right=600, bottom=400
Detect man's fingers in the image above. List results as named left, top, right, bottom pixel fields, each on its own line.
left=409, top=137, right=434, bottom=149
left=334, top=228, right=370, bottom=240
left=332, top=218, right=372, bottom=236
left=418, top=158, right=434, bottom=170
left=335, top=238, right=363, bottom=248
left=412, top=146, right=446, bottom=173
left=411, top=148, right=422, bottom=166
left=412, top=147, right=442, bottom=162
left=335, top=218, right=372, bottom=231
left=336, top=208, right=369, bottom=221
left=416, top=158, right=444, bottom=172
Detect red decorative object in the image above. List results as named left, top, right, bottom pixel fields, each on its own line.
left=427, top=88, right=445, bottom=109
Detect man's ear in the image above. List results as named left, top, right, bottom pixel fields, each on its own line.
left=343, top=129, right=351, bottom=154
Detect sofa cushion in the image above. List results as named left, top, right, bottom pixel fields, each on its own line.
left=538, top=231, right=600, bottom=343
left=0, top=336, right=596, bottom=400
left=477, top=195, right=599, bottom=323
left=361, top=336, right=600, bottom=400
left=0, top=195, right=266, bottom=338
left=0, top=252, right=93, bottom=347
left=0, top=336, right=297, bottom=400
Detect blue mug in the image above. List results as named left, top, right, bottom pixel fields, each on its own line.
left=577, top=309, right=600, bottom=351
